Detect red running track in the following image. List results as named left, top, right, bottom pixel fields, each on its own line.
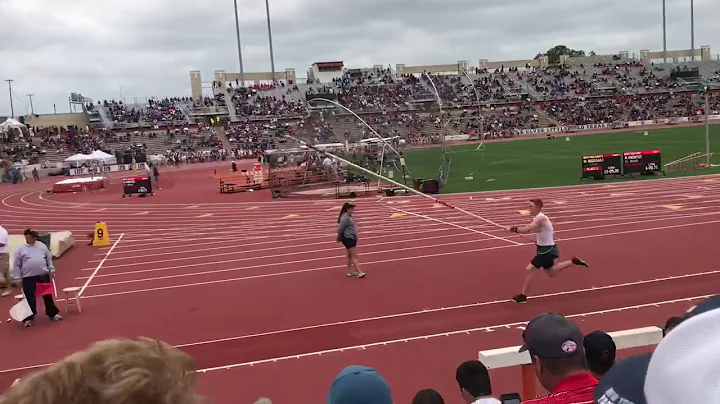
left=0, top=167, right=719, bottom=403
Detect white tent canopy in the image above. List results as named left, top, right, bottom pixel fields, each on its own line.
left=88, top=150, right=116, bottom=165
left=64, top=153, right=93, bottom=163
left=0, top=118, right=25, bottom=134
left=64, top=151, right=116, bottom=165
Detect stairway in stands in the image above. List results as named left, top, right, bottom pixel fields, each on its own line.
left=215, top=127, right=233, bottom=151
left=532, top=105, right=561, bottom=127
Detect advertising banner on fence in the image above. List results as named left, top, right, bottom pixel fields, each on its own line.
left=68, top=162, right=148, bottom=177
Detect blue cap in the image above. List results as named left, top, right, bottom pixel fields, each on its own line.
left=594, top=354, right=652, bottom=404
left=327, top=366, right=392, bottom=404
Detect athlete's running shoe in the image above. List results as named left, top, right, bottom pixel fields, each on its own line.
left=346, top=272, right=358, bottom=277
left=356, top=272, right=366, bottom=278
left=572, top=257, right=589, bottom=267
left=511, top=294, right=527, bottom=303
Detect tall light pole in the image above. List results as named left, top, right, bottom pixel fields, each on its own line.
left=662, top=0, right=667, bottom=63
left=233, top=0, right=245, bottom=84
left=704, top=86, right=710, bottom=165
left=690, top=0, right=695, bottom=61
left=264, top=0, right=276, bottom=81
left=26, top=94, right=34, bottom=114
left=4, top=79, right=14, bottom=118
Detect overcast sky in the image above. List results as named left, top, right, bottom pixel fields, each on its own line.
left=1, top=0, right=718, bottom=116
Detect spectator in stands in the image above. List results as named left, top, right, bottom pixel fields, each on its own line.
left=13, top=229, right=61, bottom=327
left=455, top=360, right=500, bottom=404
left=518, top=313, right=598, bottom=403
left=583, top=330, right=616, bottom=379
left=662, top=316, right=683, bottom=336
left=0, top=338, right=200, bottom=404
left=595, top=295, right=720, bottom=404
left=413, top=389, right=445, bottom=404
left=0, top=223, right=10, bottom=297
left=327, top=365, right=392, bottom=404
left=323, top=155, right=336, bottom=181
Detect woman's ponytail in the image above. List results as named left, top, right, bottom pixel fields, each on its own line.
left=337, top=203, right=350, bottom=223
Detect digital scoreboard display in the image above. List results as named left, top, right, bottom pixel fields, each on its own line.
left=581, top=153, right=622, bottom=179
left=623, top=150, right=662, bottom=174
left=581, top=150, right=662, bottom=179
left=123, top=176, right=152, bottom=195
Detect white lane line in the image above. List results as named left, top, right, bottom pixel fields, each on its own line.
left=174, top=268, right=720, bottom=349
left=194, top=294, right=713, bottom=373
left=78, top=210, right=720, bottom=273
left=77, top=218, right=720, bottom=298
left=0, top=289, right=712, bottom=375
left=79, top=233, right=124, bottom=296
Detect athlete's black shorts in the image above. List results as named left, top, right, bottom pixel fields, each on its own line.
left=340, top=236, right=358, bottom=249
left=531, top=244, right=559, bottom=269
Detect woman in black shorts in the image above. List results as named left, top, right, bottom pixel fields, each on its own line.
left=337, top=203, right=366, bottom=278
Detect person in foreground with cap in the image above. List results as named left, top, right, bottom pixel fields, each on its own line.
left=13, top=229, right=62, bottom=327
left=327, top=365, right=392, bottom=404
left=337, top=203, right=366, bottom=278
left=519, top=313, right=598, bottom=403
left=583, top=330, right=616, bottom=379
left=594, top=294, right=720, bottom=404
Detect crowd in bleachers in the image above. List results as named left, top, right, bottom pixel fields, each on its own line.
left=5, top=60, right=718, bottom=174
left=332, top=68, right=413, bottom=111
left=225, top=121, right=278, bottom=160
left=233, top=94, right=305, bottom=117
left=144, top=98, right=186, bottom=123
left=104, top=100, right=142, bottom=124
left=3, top=294, right=716, bottom=404
left=540, top=91, right=719, bottom=126
left=88, top=61, right=718, bottom=131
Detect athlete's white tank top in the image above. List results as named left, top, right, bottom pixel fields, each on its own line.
left=534, top=212, right=554, bottom=246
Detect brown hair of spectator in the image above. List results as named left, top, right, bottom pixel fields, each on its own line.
left=412, top=389, right=445, bottom=404
left=535, top=353, right=588, bottom=376
left=0, top=338, right=200, bottom=404
left=529, top=199, right=543, bottom=209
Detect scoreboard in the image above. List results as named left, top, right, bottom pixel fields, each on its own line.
left=122, top=176, right=153, bottom=196
left=581, top=153, right=622, bottom=179
left=581, top=150, right=661, bottom=179
left=622, top=150, right=662, bottom=174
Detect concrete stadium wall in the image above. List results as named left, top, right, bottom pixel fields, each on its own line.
left=25, top=113, right=89, bottom=128
left=190, top=69, right=298, bottom=101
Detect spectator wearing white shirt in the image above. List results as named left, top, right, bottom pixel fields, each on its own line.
left=323, top=155, right=336, bottom=182
left=0, top=224, right=10, bottom=297
left=455, top=361, right=501, bottom=404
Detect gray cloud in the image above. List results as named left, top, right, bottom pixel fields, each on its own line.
left=0, top=0, right=718, bottom=116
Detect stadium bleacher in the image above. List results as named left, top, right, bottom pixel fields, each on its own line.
left=4, top=42, right=720, bottom=403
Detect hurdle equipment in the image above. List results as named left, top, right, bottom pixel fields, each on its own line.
left=478, top=326, right=663, bottom=400
left=663, top=152, right=713, bottom=174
